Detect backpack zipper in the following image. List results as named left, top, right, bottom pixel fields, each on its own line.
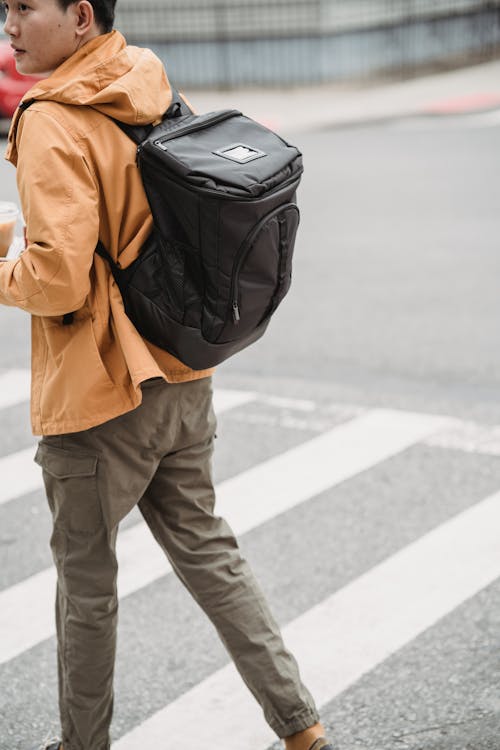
left=139, top=110, right=241, bottom=153
left=229, top=203, right=299, bottom=323
left=138, top=142, right=303, bottom=202
left=137, top=112, right=303, bottom=201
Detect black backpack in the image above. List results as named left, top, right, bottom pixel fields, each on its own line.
left=23, top=90, right=304, bottom=370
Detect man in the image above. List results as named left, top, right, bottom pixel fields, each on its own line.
left=1, top=2, right=335, bottom=749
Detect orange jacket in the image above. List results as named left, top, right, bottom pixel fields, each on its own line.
left=1, top=31, right=213, bottom=436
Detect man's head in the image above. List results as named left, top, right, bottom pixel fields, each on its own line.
left=3, top=0, right=117, bottom=76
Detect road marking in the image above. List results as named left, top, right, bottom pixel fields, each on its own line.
left=228, top=410, right=342, bottom=433
left=424, top=418, right=500, bottom=456
left=0, top=368, right=256, bottom=415
left=212, top=408, right=448, bottom=532
left=0, top=567, right=57, bottom=662
left=0, top=388, right=257, bottom=507
left=114, top=490, right=500, bottom=750
left=4, top=367, right=500, bottom=455
left=119, top=408, right=448, bottom=595
left=212, top=388, right=256, bottom=413
left=259, top=395, right=317, bottom=412
left=0, top=447, right=44, bottom=506
left=0, top=369, right=30, bottom=409
left=0, top=407, right=446, bottom=665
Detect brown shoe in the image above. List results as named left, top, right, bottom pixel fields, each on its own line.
left=307, top=738, right=335, bottom=750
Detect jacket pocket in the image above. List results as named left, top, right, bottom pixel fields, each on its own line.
left=39, top=305, right=117, bottom=429
left=42, top=305, right=115, bottom=387
left=35, top=442, right=102, bottom=535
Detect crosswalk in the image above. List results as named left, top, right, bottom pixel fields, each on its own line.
left=115, top=490, right=500, bottom=750
left=1, top=367, right=499, bottom=749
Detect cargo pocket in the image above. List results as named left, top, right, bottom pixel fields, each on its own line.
left=34, top=442, right=102, bottom=535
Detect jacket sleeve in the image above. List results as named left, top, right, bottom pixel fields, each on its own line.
left=0, top=108, right=100, bottom=316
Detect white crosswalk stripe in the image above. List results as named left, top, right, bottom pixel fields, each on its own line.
left=0, top=387, right=257, bottom=508
left=0, top=446, right=44, bottom=506
left=0, top=368, right=30, bottom=409
left=115, top=490, right=500, bottom=750
left=0, top=367, right=499, bottom=749
left=0, top=407, right=447, bottom=664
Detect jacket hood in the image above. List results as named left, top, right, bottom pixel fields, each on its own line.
left=6, top=31, right=171, bottom=159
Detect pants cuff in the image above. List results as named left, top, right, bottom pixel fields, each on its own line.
left=271, top=707, right=322, bottom=738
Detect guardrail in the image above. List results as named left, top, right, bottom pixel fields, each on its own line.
left=114, top=0, right=500, bottom=86
left=115, top=0, right=499, bottom=40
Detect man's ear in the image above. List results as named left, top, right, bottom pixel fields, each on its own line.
left=73, top=0, right=97, bottom=37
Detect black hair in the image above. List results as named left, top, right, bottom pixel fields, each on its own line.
left=56, top=0, right=117, bottom=34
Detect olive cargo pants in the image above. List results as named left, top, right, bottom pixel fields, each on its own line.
left=34, top=376, right=320, bottom=750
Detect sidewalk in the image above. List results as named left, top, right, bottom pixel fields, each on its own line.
left=187, top=58, right=500, bottom=135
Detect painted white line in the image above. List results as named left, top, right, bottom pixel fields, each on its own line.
left=0, top=446, right=43, bottom=506
left=216, top=408, right=448, bottom=533
left=231, top=410, right=339, bottom=433
left=0, top=388, right=257, bottom=508
left=114, top=490, right=500, bottom=750
left=0, top=567, right=57, bottom=661
left=0, top=369, right=30, bottom=409
left=424, top=418, right=500, bottom=456
left=120, top=408, right=448, bottom=596
left=0, top=407, right=446, bottom=665
left=260, top=395, right=316, bottom=412
left=0, top=369, right=256, bottom=415
left=212, top=388, right=256, bottom=413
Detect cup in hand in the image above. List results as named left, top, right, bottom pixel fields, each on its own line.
left=0, top=202, right=20, bottom=257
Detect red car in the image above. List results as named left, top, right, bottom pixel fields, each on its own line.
left=0, top=39, right=43, bottom=119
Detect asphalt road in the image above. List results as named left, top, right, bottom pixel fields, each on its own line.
left=221, top=112, right=500, bottom=423
left=0, top=112, right=499, bottom=750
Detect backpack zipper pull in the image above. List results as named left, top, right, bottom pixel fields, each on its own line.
left=232, top=300, right=240, bottom=323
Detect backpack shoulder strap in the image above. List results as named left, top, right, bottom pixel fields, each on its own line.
left=20, top=86, right=193, bottom=267
left=95, top=239, right=115, bottom=266
left=18, top=84, right=192, bottom=143
left=112, top=85, right=193, bottom=144
left=18, top=98, right=36, bottom=113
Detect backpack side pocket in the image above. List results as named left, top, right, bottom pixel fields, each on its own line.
left=215, top=202, right=300, bottom=345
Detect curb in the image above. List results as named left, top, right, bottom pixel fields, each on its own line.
left=303, top=101, right=500, bottom=133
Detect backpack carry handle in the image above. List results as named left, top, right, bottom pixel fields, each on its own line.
left=165, top=85, right=193, bottom=119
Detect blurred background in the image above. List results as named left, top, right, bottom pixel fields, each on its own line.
left=113, top=0, right=500, bottom=87
left=2, top=0, right=500, bottom=121
left=1, top=3, right=500, bottom=750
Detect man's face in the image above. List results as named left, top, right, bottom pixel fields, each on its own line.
left=3, top=0, right=81, bottom=76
